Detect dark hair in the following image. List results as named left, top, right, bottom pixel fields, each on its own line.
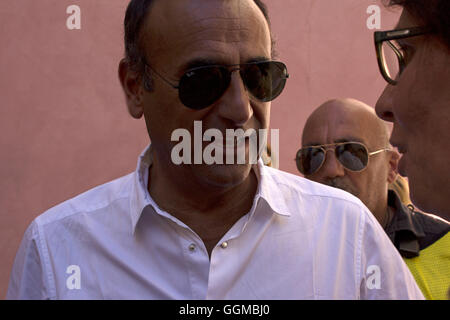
left=388, top=0, right=450, bottom=49
left=123, top=0, right=272, bottom=90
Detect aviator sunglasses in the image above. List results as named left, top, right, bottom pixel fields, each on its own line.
left=295, top=142, right=390, bottom=176
left=145, top=61, right=289, bottom=110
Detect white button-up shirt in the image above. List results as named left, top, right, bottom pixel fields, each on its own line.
left=7, top=146, right=424, bottom=299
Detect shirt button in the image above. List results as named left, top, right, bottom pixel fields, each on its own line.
left=220, top=241, right=228, bottom=249
left=188, top=243, right=196, bottom=251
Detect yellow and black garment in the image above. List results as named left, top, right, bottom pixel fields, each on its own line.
left=385, top=190, right=450, bottom=300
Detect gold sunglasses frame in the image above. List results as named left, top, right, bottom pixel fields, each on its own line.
left=295, top=142, right=390, bottom=175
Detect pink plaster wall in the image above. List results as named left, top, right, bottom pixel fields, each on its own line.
left=0, top=0, right=400, bottom=298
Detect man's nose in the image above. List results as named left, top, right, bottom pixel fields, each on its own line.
left=216, top=72, right=253, bottom=126
left=316, top=149, right=345, bottom=179
left=375, top=84, right=395, bottom=123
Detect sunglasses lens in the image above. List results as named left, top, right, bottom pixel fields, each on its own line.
left=178, top=66, right=230, bottom=110
left=296, top=147, right=325, bottom=175
left=335, top=143, right=368, bottom=171
left=241, top=61, right=288, bottom=102
left=177, top=61, right=288, bottom=110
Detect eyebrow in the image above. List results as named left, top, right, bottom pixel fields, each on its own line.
left=304, top=137, right=365, bottom=147
left=303, top=142, right=323, bottom=147
left=183, top=58, right=220, bottom=71
left=246, top=56, right=271, bottom=64
left=182, top=56, right=271, bottom=71
left=334, top=137, right=364, bottom=144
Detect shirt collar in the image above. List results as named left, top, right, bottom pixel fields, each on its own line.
left=129, top=145, right=153, bottom=235
left=129, top=145, right=290, bottom=234
left=257, top=161, right=292, bottom=217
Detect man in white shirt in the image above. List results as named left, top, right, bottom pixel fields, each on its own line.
left=7, top=0, right=423, bottom=299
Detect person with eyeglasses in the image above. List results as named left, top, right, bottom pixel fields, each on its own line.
left=374, top=0, right=450, bottom=223
left=7, top=0, right=423, bottom=300
left=298, top=99, right=401, bottom=229
left=297, top=98, right=450, bottom=300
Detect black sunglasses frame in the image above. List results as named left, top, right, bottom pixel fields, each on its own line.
left=374, top=26, right=432, bottom=85
left=144, top=61, right=289, bottom=110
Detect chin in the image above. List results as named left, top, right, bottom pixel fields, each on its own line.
left=193, top=163, right=253, bottom=190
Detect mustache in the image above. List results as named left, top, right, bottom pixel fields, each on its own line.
left=324, top=178, right=359, bottom=198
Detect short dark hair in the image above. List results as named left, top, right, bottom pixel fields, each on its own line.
left=387, top=0, right=450, bottom=49
left=123, top=0, right=272, bottom=90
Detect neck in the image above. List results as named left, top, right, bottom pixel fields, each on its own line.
left=147, top=154, right=259, bottom=255
left=376, top=203, right=393, bottom=229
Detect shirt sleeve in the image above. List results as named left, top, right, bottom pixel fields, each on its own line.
left=358, top=210, right=425, bottom=299
left=6, top=221, right=49, bottom=300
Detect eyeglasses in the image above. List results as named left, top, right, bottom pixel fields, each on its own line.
left=295, top=142, right=390, bottom=176
left=374, top=26, right=432, bottom=85
left=145, top=61, right=289, bottom=110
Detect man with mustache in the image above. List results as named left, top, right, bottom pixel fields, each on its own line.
left=298, top=98, right=450, bottom=299
left=7, top=0, right=423, bottom=299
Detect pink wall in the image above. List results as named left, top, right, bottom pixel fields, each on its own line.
left=0, top=0, right=400, bottom=298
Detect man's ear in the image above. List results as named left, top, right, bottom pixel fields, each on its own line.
left=118, top=58, right=145, bottom=119
left=387, top=149, right=401, bottom=184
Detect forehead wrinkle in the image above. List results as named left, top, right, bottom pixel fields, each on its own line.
left=179, top=13, right=267, bottom=50
left=336, top=108, right=390, bottom=149
left=181, top=16, right=241, bottom=37
left=180, top=27, right=251, bottom=50
left=181, top=1, right=270, bottom=54
left=303, top=100, right=379, bottom=147
left=302, top=117, right=328, bottom=146
left=150, top=19, right=266, bottom=63
left=143, top=0, right=271, bottom=72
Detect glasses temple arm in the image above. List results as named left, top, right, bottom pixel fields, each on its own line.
left=368, top=148, right=391, bottom=156
left=144, top=64, right=179, bottom=89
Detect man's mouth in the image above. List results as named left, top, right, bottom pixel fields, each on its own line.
left=204, top=131, right=254, bottom=149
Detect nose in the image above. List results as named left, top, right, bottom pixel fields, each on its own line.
left=375, top=84, right=395, bottom=123
left=314, top=149, right=345, bottom=180
left=216, top=72, right=253, bottom=126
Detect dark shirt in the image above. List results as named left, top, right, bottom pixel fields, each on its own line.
left=385, top=190, right=450, bottom=258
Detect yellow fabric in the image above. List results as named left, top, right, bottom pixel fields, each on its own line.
left=404, top=232, right=450, bottom=300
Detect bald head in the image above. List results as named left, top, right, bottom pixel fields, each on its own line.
left=299, top=98, right=399, bottom=228
left=302, top=98, right=390, bottom=149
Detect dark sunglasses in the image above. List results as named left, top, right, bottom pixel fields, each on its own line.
left=295, top=142, right=390, bottom=176
left=145, top=61, right=289, bottom=110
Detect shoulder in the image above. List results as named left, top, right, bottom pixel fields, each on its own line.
left=260, top=166, right=378, bottom=230
left=262, top=165, right=368, bottom=211
left=412, top=210, right=450, bottom=231
left=33, top=172, right=134, bottom=228
left=411, top=210, right=450, bottom=250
